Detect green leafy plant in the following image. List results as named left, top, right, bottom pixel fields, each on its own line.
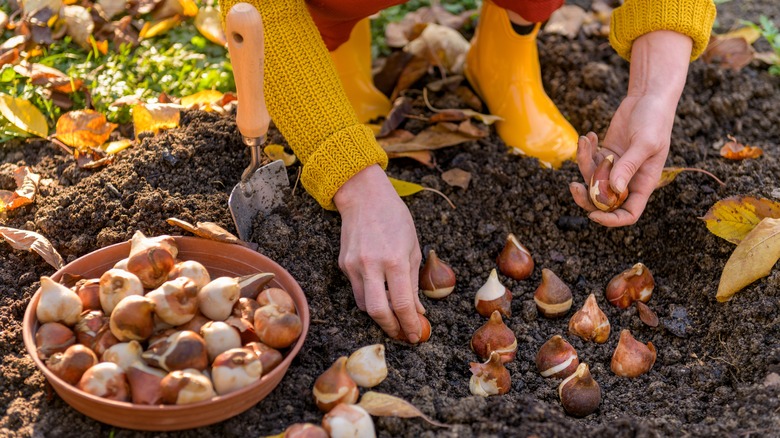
left=744, top=15, right=780, bottom=75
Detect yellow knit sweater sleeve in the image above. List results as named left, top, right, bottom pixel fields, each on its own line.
left=219, top=0, right=388, bottom=210
left=610, top=0, right=717, bottom=61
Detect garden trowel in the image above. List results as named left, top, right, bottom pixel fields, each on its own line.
left=226, top=3, right=288, bottom=242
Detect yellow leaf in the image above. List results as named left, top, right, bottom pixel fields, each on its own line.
left=264, top=144, right=297, bottom=166
left=194, top=6, right=226, bottom=46
left=358, top=392, right=450, bottom=428
left=701, top=196, right=780, bottom=244
left=140, top=15, right=182, bottom=39
left=132, top=103, right=181, bottom=135
left=178, top=0, right=198, bottom=17
left=389, top=177, right=425, bottom=197
left=0, top=94, right=49, bottom=138
left=717, top=217, right=780, bottom=302
left=102, top=139, right=133, bottom=154
left=55, top=109, right=117, bottom=151
left=656, top=167, right=725, bottom=189
left=181, top=90, right=224, bottom=110
left=718, top=27, right=761, bottom=45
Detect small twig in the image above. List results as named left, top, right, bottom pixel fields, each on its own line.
left=422, top=187, right=456, bottom=209
left=291, top=166, right=302, bottom=198
left=48, top=136, right=74, bottom=155
left=675, top=167, right=726, bottom=186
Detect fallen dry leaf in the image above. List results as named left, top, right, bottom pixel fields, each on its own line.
left=62, top=5, right=95, bottom=49
left=358, top=391, right=450, bottom=428
left=0, top=49, right=21, bottom=68
left=386, top=150, right=435, bottom=168
left=101, top=139, right=133, bottom=154
left=405, top=23, right=470, bottom=74
left=0, top=226, right=64, bottom=269
left=441, top=168, right=471, bottom=189
left=391, top=56, right=429, bottom=100
left=0, top=166, right=41, bottom=211
left=635, top=301, right=658, bottom=327
left=544, top=5, right=587, bottom=39
left=457, top=119, right=488, bottom=138
left=389, top=177, right=455, bottom=209
left=55, top=109, right=117, bottom=151
left=264, top=144, right=296, bottom=166
left=385, top=8, right=436, bottom=48
left=377, top=129, right=415, bottom=148
left=717, top=27, right=762, bottom=45
left=455, top=86, right=483, bottom=112
left=720, top=135, right=763, bottom=160
left=701, top=196, right=780, bottom=244
left=424, top=88, right=501, bottom=125
left=702, top=36, right=754, bottom=71
left=140, top=14, right=182, bottom=39
left=430, top=109, right=467, bottom=123
left=97, top=0, right=127, bottom=19
left=382, top=122, right=478, bottom=153
left=180, top=90, right=224, bottom=110
left=717, top=217, right=780, bottom=302
left=166, top=217, right=256, bottom=249
left=75, top=148, right=115, bottom=169
left=0, top=94, right=49, bottom=138
left=656, top=167, right=725, bottom=189
left=195, top=6, right=226, bottom=46
left=378, top=97, right=413, bottom=137
left=133, top=103, right=181, bottom=135
left=374, top=51, right=414, bottom=97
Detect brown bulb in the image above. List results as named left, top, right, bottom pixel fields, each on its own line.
left=636, top=301, right=659, bottom=327
left=535, top=335, right=579, bottom=378
left=470, top=310, right=517, bottom=363
left=496, top=233, right=534, bottom=280
left=558, top=363, right=601, bottom=417
left=73, top=278, right=102, bottom=311
left=109, top=295, right=155, bottom=342
left=420, top=249, right=456, bottom=299
left=474, top=269, right=512, bottom=318
left=142, top=330, right=209, bottom=372
left=257, top=288, right=297, bottom=314
left=611, top=330, right=656, bottom=377
left=568, top=294, right=610, bottom=343
left=126, top=361, right=166, bottom=405
left=533, top=269, right=572, bottom=318
left=45, top=344, right=98, bottom=385
left=589, top=153, right=627, bottom=212
left=78, top=362, right=130, bottom=402
left=312, top=356, right=359, bottom=412
left=283, top=423, right=329, bottom=438
left=254, top=304, right=303, bottom=349
left=606, top=263, right=654, bottom=309
left=36, top=322, right=76, bottom=360
left=392, top=313, right=432, bottom=344
left=469, top=351, right=511, bottom=396
left=245, top=342, right=283, bottom=375
left=126, top=245, right=176, bottom=289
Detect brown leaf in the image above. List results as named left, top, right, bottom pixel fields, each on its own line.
left=75, top=148, right=115, bottom=169
left=55, top=110, right=118, bottom=151
left=385, top=7, right=436, bottom=48
left=423, top=88, right=501, bottom=125
left=373, top=51, right=413, bottom=97
left=405, top=23, right=470, bottom=74
left=702, top=36, right=754, bottom=71
left=391, top=56, right=429, bottom=101
left=0, top=226, right=64, bottom=269
left=358, top=391, right=450, bottom=428
left=635, top=301, right=659, bottom=327
left=455, top=86, right=483, bottom=112
left=424, top=75, right=463, bottom=93
left=430, top=4, right=471, bottom=29
left=383, top=122, right=477, bottom=153
left=701, top=196, right=780, bottom=244
left=544, top=5, right=587, bottom=39
left=386, top=150, right=435, bottom=168
left=195, top=6, right=226, bottom=46
left=717, top=217, right=780, bottom=302
left=0, top=166, right=41, bottom=211
left=62, top=5, right=95, bottom=49
left=441, top=168, right=471, bottom=189
left=378, top=97, right=413, bottom=138
left=166, top=217, right=256, bottom=249
left=0, top=49, right=20, bottom=68
left=655, top=166, right=725, bottom=189
left=457, top=119, right=488, bottom=138
left=430, top=109, right=466, bottom=123
left=377, top=129, right=415, bottom=149
left=720, top=135, right=763, bottom=160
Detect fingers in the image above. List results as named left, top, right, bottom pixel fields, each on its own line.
left=410, top=245, right=425, bottom=315
left=576, top=134, right=599, bottom=181
left=569, top=182, right=597, bottom=213
left=386, top=261, right=422, bottom=343
left=609, top=140, right=654, bottom=195
left=363, top=274, right=401, bottom=339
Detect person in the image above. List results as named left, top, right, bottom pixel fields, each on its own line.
left=218, top=0, right=716, bottom=343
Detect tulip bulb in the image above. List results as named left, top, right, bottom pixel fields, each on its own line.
left=127, top=361, right=166, bottom=405
left=392, top=313, right=432, bottom=344
left=470, top=310, right=517, bottom=363
left=254, top=304, right=303, bottom=349
left=606, top=263, right=655, bottom=309
left=469, top=352, right=511, bottom=396
left=589, top=154, right=627, bottom=212
left=129, top=231, right=178, bottom=259
left=98, top=269, right=143, bottom=315
left=611, top=330, right=656, bottom=377
left=74, top=310, right=105, bottom=347
left=283, top=423, right=329, bottom=438
left=233, top=297, right=261, bottom=321
left=78, top=362, right=130, bottom=402
left=160, top=368, right=216, bottom=404
left=143, top=330, right=209, bottom=372
left=167, top=260, right=211, bottom=290
left=558, top=363, right=601, bottom=417
left=419, top=249, right=456, bottom=299
left=211, top=347, right=263, bottom=395
left=322, top=404, right=376, bottom=438
left=127, top=245, right=176, bottom=289
left=36, top=322, right=76, bottom=360
left=176, top=313, right=211, bottom=334
left=496, top=234, right=534, bottom=280
left=535, top=335, right=579, bottom=378
left=312, top=356, right=359, bottom=412
left=45, top=344, right=98, bottom=385
left=201, top=321, right=243, bottom=362
left=474, top=269, right=512, bottom=318
left=246, top=342, right=283, bottom=375
left=37, top=276, right=83, bottom=326
left=346, top=344, right=387, bottom=388
left=225, top=316, right=261, bottom=345
left=198, top=276, right=241, bottom=321
left=533, top=269, right=572, bottom=318
left=102, top=341, right=144, bottom=371
left=92, top=325, right=121, bottom=358
left=257, top=288, right=297, bottom=314
left=109, top=295, right=155, bottom=342
left=146, top=277, right=199, bottom=326
left=568, top=294, right=610, bottom=343
left=73, top=278, right=101, bottom=311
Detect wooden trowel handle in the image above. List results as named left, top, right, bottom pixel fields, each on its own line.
left=226, top=3, right=270, bottom=141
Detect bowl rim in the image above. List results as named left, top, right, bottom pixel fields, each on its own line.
left=23, top=236, right=309, bottom=413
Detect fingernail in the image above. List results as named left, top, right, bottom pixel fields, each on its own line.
left=408, top=334, right=420, bottom=344
left=614, top=177, right=627, bottom=194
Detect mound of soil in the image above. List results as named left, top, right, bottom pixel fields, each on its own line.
left=2, top=3, right=779, bottom=437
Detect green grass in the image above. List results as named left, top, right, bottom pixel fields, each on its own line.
left=744, top=15, right=780, bottom=75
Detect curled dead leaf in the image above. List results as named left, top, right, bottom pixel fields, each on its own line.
left=0, top=166, right=41, bottom=211
left=75, top=148, right=115, bottom=169
left=717, top=217, right=780, bottom=302
left=391, top=56, right=429, bottom=100
left=132, top=103, right=181, bottom=135
left=405, top=23, right=470, bottom=74
left=423, top=88, right=501, bottom=125
left=180, top=90, right=224, bottom=110
left=62, top=5, right=95, bottom=49
left=544, top=5, right=587, bottom=39
left=656, top=167, right=725, bottom=189
left=97, top=0, right=127, bottom=19
left=386, top=150, right=435, bottom=168
left=701, top=196, right=780, bottom=244
left=383, top=123, right=478, bottom=153
left=357, top=391, right=450, bottom=428
left=0, top=226, right=64, bottom=269
left=140, top=15, right=182, bottom=39
left=264, top=144, right=296, bottom=166
left=389, top=177, right=455, bottom=209
left=702, top=36, right=754, bottom=71
left=720, top=135, right=763, bottom=160
left=166, top=217, right=257, bottom=249
left=441, top=168, right=471, bottom=190
left=55, top=110, right=117, bottom=151
left=195, top=6, right=226, bottom=46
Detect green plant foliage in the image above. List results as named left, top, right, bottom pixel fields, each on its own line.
left=744, top=15, right=780, bottom=75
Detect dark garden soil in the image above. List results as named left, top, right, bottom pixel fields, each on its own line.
left=1, top=2, right=780, bottom=437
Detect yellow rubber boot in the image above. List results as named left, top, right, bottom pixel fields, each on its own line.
left=329, top=19, right=391, bottom=124
left=465, top=0, right=578, bottom=168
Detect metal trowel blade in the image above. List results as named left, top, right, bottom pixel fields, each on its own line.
left=229, top=159, right=289, bottom=242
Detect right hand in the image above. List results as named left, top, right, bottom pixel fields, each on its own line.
left=333, top=165, right=426, bottom=342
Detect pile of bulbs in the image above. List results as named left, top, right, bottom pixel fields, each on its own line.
left=417, top=233, right=659, bottom=418
left=33, top=231, right=302, bottom=405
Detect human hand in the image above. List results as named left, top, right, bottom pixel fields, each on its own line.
left=333, top=164, right=426, bottom=343
left=569, top=30, right=693, bottom=227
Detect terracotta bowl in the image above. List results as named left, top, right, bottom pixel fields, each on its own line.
left=22, top=236, right=309, bottom=431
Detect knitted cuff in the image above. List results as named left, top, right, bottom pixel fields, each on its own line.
left=610, top=0, right=716, bottom=61
left=302, top=124, right=388, bottom=211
